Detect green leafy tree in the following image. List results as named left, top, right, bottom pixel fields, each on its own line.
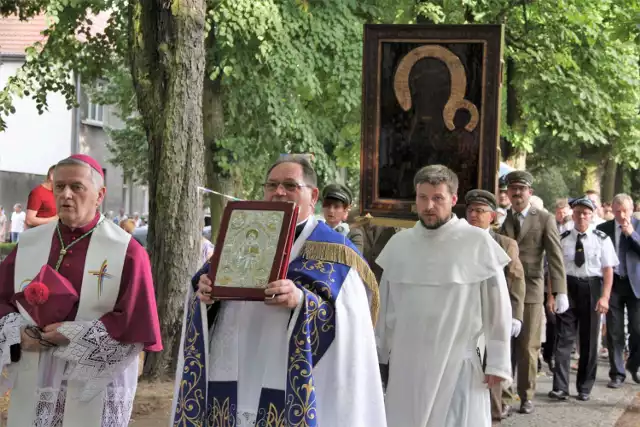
left=409, top=0, right=640, bottom=187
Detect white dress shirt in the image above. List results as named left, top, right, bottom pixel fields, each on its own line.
left=614, top=221, right=624, bottom=275
left=561, top=226, right=618, bottom=278
left=513, top=204, right=531, bottom=226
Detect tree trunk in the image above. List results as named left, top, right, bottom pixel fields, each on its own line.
left=601, top=157, right=618, bottom=203
left=630, top=169, right=640, bottom=201
left=505, top=58, right=527, bottom=169
left=203, top=64, right=233, bottom=241
left=614, top=164, right=625, bottom=196
left=580, top=162, right=603, bottom=193
left=129, top=0, right=206, bottom=380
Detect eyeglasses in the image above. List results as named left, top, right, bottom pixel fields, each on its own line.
left=263, top=181, right=310, bottom=192
left=466, top=207, right=493, bottom=215
left=24, top=325, right=57, bottom=348
left=507, top=185, right=529, bottom=193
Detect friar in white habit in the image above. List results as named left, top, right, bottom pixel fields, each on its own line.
left=170, top=155, right=386, bottom=427
left=376, top=164, right=513, bottom=427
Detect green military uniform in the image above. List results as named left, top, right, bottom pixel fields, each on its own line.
left=499, top=171, right=567, bottom=413
left=466, top=189, right=526, bottom=420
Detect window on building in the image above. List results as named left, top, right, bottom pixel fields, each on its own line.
left=86, top=101, right=104, bottom=125
left=85, top=82, right=105, bottom=126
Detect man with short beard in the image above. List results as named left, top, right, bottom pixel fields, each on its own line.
left=500, top=170, right=568, bottom=414
left=376, top=165, right=513, bottom=427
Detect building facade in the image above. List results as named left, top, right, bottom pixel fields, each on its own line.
left=0, top=15, right=148, bottom=221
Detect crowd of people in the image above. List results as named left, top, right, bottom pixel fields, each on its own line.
left=309, top=168, right=640, bottom=424
left=1, top=152, right=639, bottom=426
left=0, top=165, right=151, bottom=245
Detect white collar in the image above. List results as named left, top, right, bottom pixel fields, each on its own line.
left=514, top=204, right=531, bottom=217
left=572, top=224, right=593, bottom=237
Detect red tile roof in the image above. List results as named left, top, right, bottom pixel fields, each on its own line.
left=0, top=15, right=48, bottom=55
left=0, top=13, right=109, bottom=55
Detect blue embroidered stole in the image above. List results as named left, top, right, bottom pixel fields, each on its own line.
left=173, top=222, right=359, bottom=427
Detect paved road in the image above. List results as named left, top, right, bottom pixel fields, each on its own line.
left=501, top=360, right=640, bottom=427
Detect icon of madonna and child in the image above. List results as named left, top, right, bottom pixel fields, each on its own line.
left=214, top=210, right=284, bottom=289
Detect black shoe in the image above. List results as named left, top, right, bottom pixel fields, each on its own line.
left=577, top=393, right=590, bottom=401
left=630, top=370, right=640, bottom=384
left=607, top=378, right=624, bottom=389
left=520, top=400, right=534, bottom=414
left=548, top=390, right=569, bottom=401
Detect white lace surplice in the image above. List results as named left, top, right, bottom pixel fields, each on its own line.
left=0, top=316, right=142, bottom=427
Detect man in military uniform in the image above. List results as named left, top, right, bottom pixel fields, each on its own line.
left=347, top=215, right=396, bottom=280
left=321, top=183, right=354, bottom=237
left=500, top=170, right=568, bottom=414
left=549, top=197, right=617, bottom=401
left=465, top=189, right=525, bottom=421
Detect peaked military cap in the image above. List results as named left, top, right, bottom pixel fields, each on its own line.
left=505, top=170, right=534, bottom=187
left=465, top=189, right=497, bottom=211
left=498, top=175, right=508, bottom=191
left=322, top=183, right=353, bottom=206
left=570, top=196, right=595, bottom=211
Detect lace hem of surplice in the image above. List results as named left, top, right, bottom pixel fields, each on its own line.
left=33, top=382, right=135, bottom=427
left=54, top=320, right=142, bottom=401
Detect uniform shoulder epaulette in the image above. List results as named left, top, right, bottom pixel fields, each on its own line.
left=560, top=230, right=571, bottom=239
left=593, top=229, right=607, bottom=239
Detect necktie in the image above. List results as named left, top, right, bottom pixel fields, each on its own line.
left=619, top=226, right=628, bottom=276
left=575, top=233, right=586, bottom=267
left=513, top=213, right=521, bottom=239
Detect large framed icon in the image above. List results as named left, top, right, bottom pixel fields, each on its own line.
left=360, top=24, right=504, bottom=220
left=209, top=201, right=299, bottom=300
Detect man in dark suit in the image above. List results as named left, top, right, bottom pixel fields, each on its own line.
left=597, top=193, right=640, bottom=387
left=466, top=189, right=525, bottom=421
left=500, top=170, right=568, bottom=414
